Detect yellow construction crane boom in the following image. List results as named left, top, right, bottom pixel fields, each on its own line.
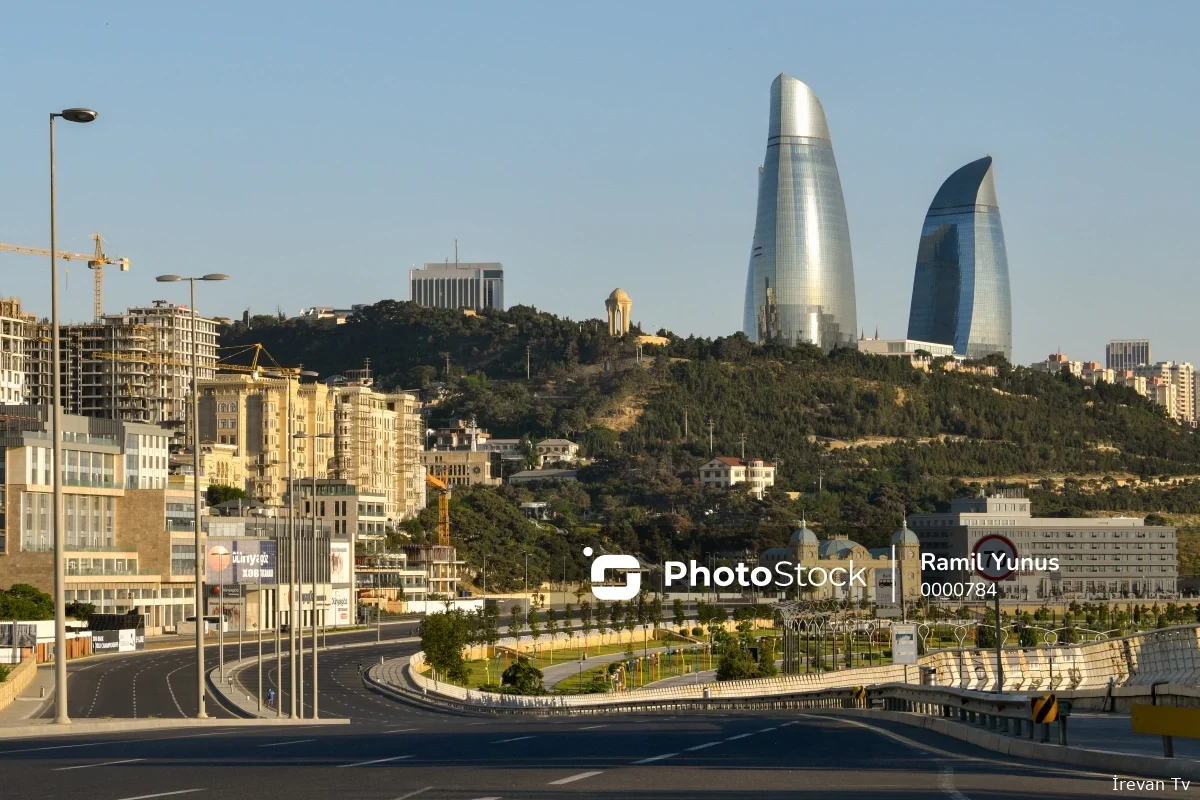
left=426, top=472, right=451, bottom=547
left=0, top=232, right=129, bottom=320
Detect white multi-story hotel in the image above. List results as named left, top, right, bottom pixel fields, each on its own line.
left=698, top=457, right=776, bottom=499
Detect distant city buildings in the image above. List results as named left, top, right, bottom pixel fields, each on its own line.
left=422, top=418, right=501, bottom=488
left=1030, top=352, right=1196, bottom=426
left=698, top=456, right=776, bottom=499
left=1106, top=339, right=1152, bottom=371
left=743, top=74, right=857, bottom=350
left=909, top=494, right=1178, bottom=600
left=907, top=156, right=1012, bottom=360
left=409, top=262, right=505, bottom=312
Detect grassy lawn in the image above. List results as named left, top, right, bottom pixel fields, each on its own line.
left=553, top=648, right=714, bottom=693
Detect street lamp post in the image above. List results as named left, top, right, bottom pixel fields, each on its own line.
left=295, top=427, right=332, bottom=720
left=49, top=106, right=98, bottom=725
left=156, top=272, right=228, bottom=719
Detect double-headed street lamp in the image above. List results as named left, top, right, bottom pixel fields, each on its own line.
left=50, top=107, right=98, bottom=725
left=156, top=273, right=228, bottom=718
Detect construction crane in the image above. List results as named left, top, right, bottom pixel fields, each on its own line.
left=0, top=232, right=129, bottom=320
left=426, top=472, right=452, bottom=546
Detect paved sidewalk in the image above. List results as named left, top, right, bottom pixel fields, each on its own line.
left=0, top=664, right=54, bottom=724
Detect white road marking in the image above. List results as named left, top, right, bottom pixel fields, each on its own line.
left=256, top=739, right=317, bottom=748
left=630, top=752, right=677, bottom=765
left=114, top=791, right=206, bottom=800
left=548, top=771, right=604, bottom=785
left=939, top=766, right=970, bottom=800
left=684, top=741, right=721, bottom=751
left=468, top=797, right=501, bottom=800
left=490, top=736, right=535, bottom=744
left=757, top=727, right=777, bottom=733
left=384, top=728, right=418, bottom=733
left=55, top=758, right=145, bottom=771
left=779, top=721, right=798, bottom=727
left=466, top=721, right=488, bottom=725
left=577, top=724, right=608, bottom=730
left=0, top=730, right=230, bottom=756
left=340, top=754, right=413, bottom=767
left=725, top=733, right=754, bottom=740
left=392, top=788, right=433, bottom=800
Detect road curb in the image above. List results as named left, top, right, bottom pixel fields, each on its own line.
left=816, top=708, right=1200, bottom=783
left=0, top=716, right=347, bottom=740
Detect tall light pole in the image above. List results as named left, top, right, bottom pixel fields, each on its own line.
left=521, top=551, right=530, bottom=607
left=156, top=272, right=228, bottom=718
left=295, top=427, right=332, bottom=720
left=49, top=106, right=98, bottom=725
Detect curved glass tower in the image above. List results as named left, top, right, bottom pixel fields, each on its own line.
left=906, top=156, right=1012, bottom=360
left=742, top=74, right=857, bottom=349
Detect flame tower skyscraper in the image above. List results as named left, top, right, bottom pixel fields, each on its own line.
left=742, top=74, right=857, bottom=349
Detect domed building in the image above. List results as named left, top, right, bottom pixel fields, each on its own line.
left=757, top=519, right=921, bottom=603
left=606, top=288, right=632, bottom=336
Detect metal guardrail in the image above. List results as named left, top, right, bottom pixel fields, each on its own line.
left=864, top=682, right=1072, bottom=745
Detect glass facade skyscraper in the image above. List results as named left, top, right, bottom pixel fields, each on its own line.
left=906, top=156, right=1012, bottom=360
left=742, top=75, right=857, bottom=350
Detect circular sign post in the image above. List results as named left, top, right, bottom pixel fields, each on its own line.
left=972, top=534, right=1018, bottom=693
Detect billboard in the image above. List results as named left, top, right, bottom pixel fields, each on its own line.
left=204, top=538, right=276, bottom=585
left=330, top=541, right=351, bottom=585
left=330, top=587, right=351, bottom=627
left=92, top=628, right=145, bottom=653
left=874, top=567, right=895, bottom=604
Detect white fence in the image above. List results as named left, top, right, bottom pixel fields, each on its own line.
left=397, top=625, right=1200, bottom=711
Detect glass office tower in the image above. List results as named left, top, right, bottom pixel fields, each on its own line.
left=906, top=156, right=1011, bottom=360
left=742, top=75, right=857, bottom=349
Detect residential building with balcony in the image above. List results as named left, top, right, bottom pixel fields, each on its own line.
left=698, top=457, right=776, bottom=499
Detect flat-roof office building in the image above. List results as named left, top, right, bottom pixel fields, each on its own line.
left=410, top=263, right=504, bottom=312
left=908, top=494, right=1177, bottom=601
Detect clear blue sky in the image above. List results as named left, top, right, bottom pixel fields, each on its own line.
left=2, top=2, right=1197, bottom=367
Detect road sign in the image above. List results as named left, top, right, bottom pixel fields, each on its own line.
left=973, top=534, right=1018, bottom=582
left=892, top=623, right=918, bottom=665
left=1031, top=694, right=1059, bottom=723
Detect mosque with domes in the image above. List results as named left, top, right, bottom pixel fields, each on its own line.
left=758, top=520, right=923, bottom=603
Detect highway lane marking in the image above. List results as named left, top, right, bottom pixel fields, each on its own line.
left=548, top=771, right=604, bottom=785
left=725, top=733, right=754, bottom=740
left=340, top=755, right=413, bottom=767
left=384, top=728, right=418, bottom=733
left=684, top=742, right=721, bottom=751
left=630, top=752, right=678, bottom=765
left=577, top=724, right=608, bottom=730
left=55, top=758, right=145, bottom=771
left=467, top=721, right=488, bottom=725
left=0, top=730, right=232, bottom=755
left=490, top=736, right=535, bottom=743
left=391, top=788, right=433, bottom=799
left=256, top=739, right=317, bottom=748
left=114, top=791, right=206, bottom=800
left=467, top=797, right=501, bottom=799
left=757, top=727, right=778, bottom=733
left=939, top=766, right=970, bottom=800
left=793, top=713, right=1112, bottom=780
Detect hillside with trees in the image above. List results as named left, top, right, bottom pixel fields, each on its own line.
left=221, top=301, right=1200, bottom=588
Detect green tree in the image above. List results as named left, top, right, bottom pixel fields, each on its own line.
left=545, top=608, right=559, bottom=662
left=501, top=655, right=545, bottom=694
left=580, top=600, right=594, bottom=656
left=508, top=603, right=524, bottom=642
left=419, top=610, right=471, bottom=685
left=0, top=584, right=54, bottom=620
left=673, top=598, right=686, bottom=631
left=610, top=601, right=623, bottom=645
left=716, top=643, right=758, bottom=681
left=206, top=484, right=248, bottom=507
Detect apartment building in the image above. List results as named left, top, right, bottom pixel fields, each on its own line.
left=0, top=407, right=197, bottom=632
left=0, top=299, right=30, bottom=404
left=1106, top=339, right=1152, bottom=371
left=908, top=494, right=1177, bottom=600
left=1134, top=361, right=1195, bottom=425
left=198, top=370, right=424, bottom=521
left=698, top=457, right=776, bottom=499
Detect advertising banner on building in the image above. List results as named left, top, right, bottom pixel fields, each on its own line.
left=329, top=541, right=350, bottom=585
left=204, top=538, right=277, bottom=586
left=91, top=628, right=145, bottom=654
left=330, top=587, right=351, bottom=627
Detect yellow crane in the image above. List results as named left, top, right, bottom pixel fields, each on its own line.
left=0, top=232, right=129, bottom=320
left=426, top=472, right=452, bottom=546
